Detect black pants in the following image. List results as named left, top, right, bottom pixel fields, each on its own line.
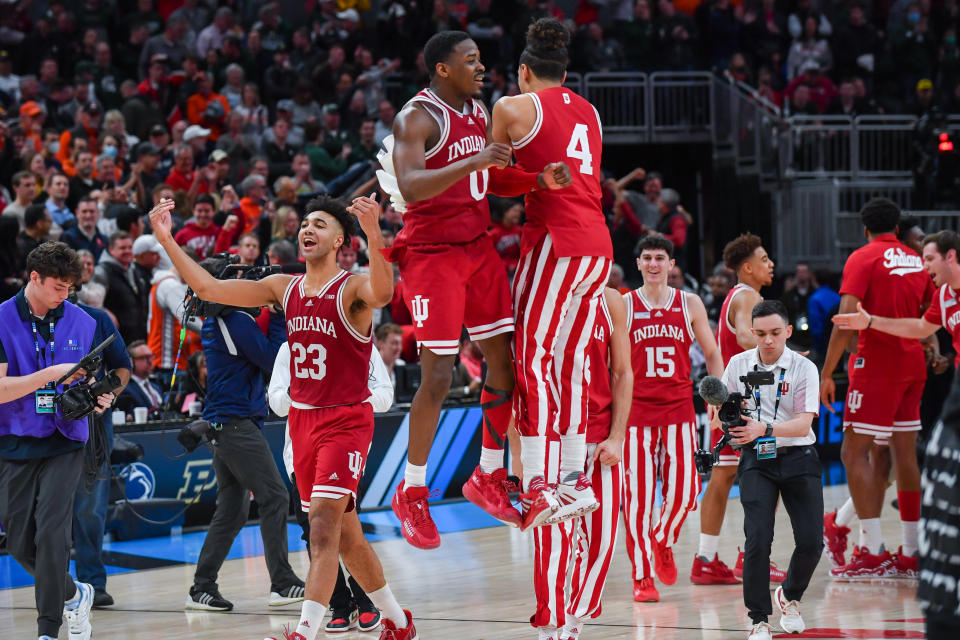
left=194, top=419, right=300, bottom=593
left=738, top=444, right=824, bottom=624
left=0, top=449, right=83, bottom=637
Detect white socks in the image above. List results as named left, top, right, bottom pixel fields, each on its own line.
left=479, top=447, right=503, bottom=474
left=538, top=626, right=559, bottom=640
left=836, top=497, right=856, bottom=528
left=559, top=433, right=587, bottom=484
left=698, top=533, right=720, bottom=560
left=367, top=584, right=407, bottom=628
left=901, top=520, right=919, bottom=556
left=295, top=599, right=327, bottom=640
left=859, top=518, right=883, bottom=555
left=520, top=436, right=546, bottom=491
left=404, top=462, right=427, bottom=488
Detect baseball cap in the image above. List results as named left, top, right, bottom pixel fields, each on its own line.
left=0, top=50, right=10, bottom=62
left=149, top=124, right=167, bottom=137
left=136, top=141, right=161, bottom=159
left=917, top=78, right=934, bottom=91
left=83, top=102, right=101, bottom=116
left=19, top=101, right=42, bottom=117
left=210, top=149, right=228, bottom=163
left=150, top=53, right=169, bottom=65
left=133, top=234, right=162, bottom=256
left=183, top=124, right=212, bottom=142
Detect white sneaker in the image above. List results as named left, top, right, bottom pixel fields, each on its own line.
left=538, top=627, right=559, bottom=640
left=543, top=474, right=599, bottom=525
left=268, top=583, right=305, bottom=606
left=64, top=581, right=94, bottom=640
left=747, top=621, right=772, bottom=640
left=775, top=586, right=806, bottom=634
left=559, top=618, right=583, bottom=639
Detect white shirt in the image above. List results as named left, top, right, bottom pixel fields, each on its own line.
left=721, top=346, right=820, bottom=448
left=268, top=342, right=395, bottom=478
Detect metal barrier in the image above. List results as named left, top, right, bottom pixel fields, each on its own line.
left=773, top=179, right=840, bottom=267
left=582, top=72, right=649, bottom=142
left=647, top=72, right=713, bottom=143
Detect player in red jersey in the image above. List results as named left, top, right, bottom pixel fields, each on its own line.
left=149, top=195, right=417, bottom=640
left=531, top=287, right=631, bottom=640
left=692, top=233, right=784, bottom=585
left=624, top=236, right=724, bottom=602
left=492, top=18, right=614, bottom=528
left=820, top=198, right=935, bottom=580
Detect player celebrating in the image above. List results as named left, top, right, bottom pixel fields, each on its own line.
left=624, top=236, right=724, bottom=602
left=148, top=196, right=417, bottom=640
left=692, top=233, right=783, bottom=585
left=492, top=18, right=614, bottom=528
left=379, top=30, right=570, bottom=548
left=820, top=198, right=934, bottom=580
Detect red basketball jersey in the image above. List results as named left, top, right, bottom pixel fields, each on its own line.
left=586, top=293, right=614, bottom=444
left=925, top=283, right=960, bottom=367
left=511, top=86, right=612, bottom=260
left=718, top=283, right=756, bottom=366
left=282, top=272, right=372, bottom=408
left=396, top=89, right=491, bottom=246
left=625, top=287, right=695, bottom=425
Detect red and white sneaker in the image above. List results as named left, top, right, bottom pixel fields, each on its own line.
left=378, top=610, right=418, bottom=640
left=734, top=549, right=786, bottom=583
left=520, top=477, right=560, bottom=530
left=543, top=473, right=599, bottom=525
left=462, top=466, right=522, bottom=527
left=823, top=510, right=851, bottom=568
left=890, top=547, right=918, bottom=579
left=654, top=541, right=678, bottom=586
left=830, top=546, right=897, bottom=580
left=690, top=553, right=739, bottom=585
left=263, top=628, right=306, bottom=640
left=633, top=577, right=660, bottom=602
left=391, top=482, right=441, bottom=549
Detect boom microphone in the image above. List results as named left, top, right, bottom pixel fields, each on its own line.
left=698, top=375, right=730, bottom=406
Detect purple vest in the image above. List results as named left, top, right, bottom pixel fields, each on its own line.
left=0, top=297, right=96, bottom=442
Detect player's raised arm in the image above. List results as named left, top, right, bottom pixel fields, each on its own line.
left=686, top=292, right=724, bottom=378
left=346, top=195, right=393, bottom=308
left=832, top=302, right=939, bottom=339
left=149, top=198, right=287, bottom=309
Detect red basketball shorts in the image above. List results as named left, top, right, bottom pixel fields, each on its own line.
left=396, top=233, right=513, bottom=355
left=288, top=403, right=374, bottom=513
left=843, top=371, right=924, bottom=445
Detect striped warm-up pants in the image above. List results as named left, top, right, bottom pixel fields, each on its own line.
left=622, top=420, right=701, bottom=581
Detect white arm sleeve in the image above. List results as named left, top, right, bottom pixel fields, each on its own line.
left=268, top=342, right=291, bottom=417
left=156, top=277, right=202, bottom=333
left=367, top=347, right=395, bottom=414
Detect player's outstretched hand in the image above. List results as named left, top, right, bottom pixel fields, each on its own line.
left=831, top=302, right=871, bottom=330
left=540, top=162, right=572, bottom=189
left=346, top=194, right=382, bottom=237
left=473, top=142, right=511, bottom=171
left=149, top=198, right=177, bottom=243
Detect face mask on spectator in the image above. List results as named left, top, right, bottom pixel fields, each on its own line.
left=103, top=145, right=118, bottom=159
left=46, top=141, right=59, bottom=154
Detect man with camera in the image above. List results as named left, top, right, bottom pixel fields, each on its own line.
left=716, top=300, right=823, bottom=640
left=0, top=242, right=117, bottom=640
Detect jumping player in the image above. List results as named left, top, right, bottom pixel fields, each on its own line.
left=149, top=195, right=417, bottom=640
left=820, top=198, right=935, bottom=579
left=624, top=236, right=724, bottom=602
left=492, top=18, right=614, bottom=527
left=378, top=30, right=571, bottom=548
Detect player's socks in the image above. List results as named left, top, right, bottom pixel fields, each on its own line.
left=538, top=625, right=559, bottom=640
left=479, top=447, right=503, bottom=474
left=404, top=462, right=427, bottom=488
left=836, top=497, right=856, bottom=528
left=859, top=518, right=883, bottom=555
left=479, top=386, right=512, bottom=473
left=559, top=432, right=587, bottom=484
left=520, top=436, right=547, bottom=491
left=897, top=490, right=921, bottom=555
left=295, top=599, right=327, bottom=640
left=367, top=584, right=407, bottom=629
left=698, top=533, right=720, bottom=560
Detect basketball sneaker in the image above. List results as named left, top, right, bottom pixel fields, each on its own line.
left=690, top=553, right=738, bottom=585
left=520, top=476, right=560, bottom=530
left=830, top=546, right=896, bottom=580
left=734, top=550, right=786, bottom=583
left=774, top=586, right=806, bottom=633
left=64, top=581, right=94, bottom=640
left=358, top=608, right=383, bottom=632
left=633, top=577, right=660, bottom=602
left=823, top=510, right=851, bottom=568
left=325, top=608, right=359, bottom=633
left=559, top=617, right=583, bottom=640
left=890, top=547, right=918, bottom=579
left=747, top=621, right=773, bottom=640
left=462, top=466, right=522, bottom=527
left=185, top=585, right=233, bottom=611
left=392, top=481, right=441, bottom=549
left=543, top=473, right=599, bottom=525
left=654, top=541, right=678, bottom=585
left=378, top=609, right=418, bottom=639
left=269, top=583, right=306, bottom=606
left=263, top=628, right=306, bottom=640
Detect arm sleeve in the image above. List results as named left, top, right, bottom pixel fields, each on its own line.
left=366, top=348, right=395, bottom=413
left=268, top=342, right=291, bottom=417
left=487, top=165, right=540, bottom=197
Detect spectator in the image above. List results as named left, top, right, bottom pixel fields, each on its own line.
left=336, top=237, right=364, bottom=275
left=118, top=340, right=164, bottom=415
left=654, top=188, right=690, bottom=270
left=826, top=79, right=864, bottom=116
left=17, top=205, right=52, bottom=264
left=187, top=72, right=230, bottom=141
left=742, top=0, right=787, bottom=69
left=350, top=118, right=380, bottom=164
left=45, top=173, right=73, bottom=229
left=808, top=268, right=841, bottom=359
left=197, top=7, right=235, bottom=60
left=786, top=16, right=833, bottom=81
left=639, top=170, right=662, bottom=230
left=787, top=0, right=831, bottom=41
left=61, top=197, right=108, bottom=262
left=784, top=60, right=837, bottom=113
left=376, top=323, right=406, bottom=387
left=263, top=119, right=298, bottom=184
left=165, top=143, right=211, bottom=196
left=235, top=82, right=270, bottom=137
left=580, top=22, right=625, bottom=72
left=705, top=268, right=734, bottom=325
left=893, top=4, right=938, bottom=98
left=781, top=263, right=814, bottom=350
left=67, top=151, right=102, bottom=212
left=266, top=238, right=298, bottom=265
left=147, top=263, right=202, bottom=377
left=320, top=103, right=353, bottom=157
left=263, top=46, right=298, bottom=107
left=271, top=206, right=301, bottom=243
left=786, top=83, right=820, bottom=116
left=138, top=15, right=189, bottom=80
left=239, top=174, right=267, bottom=233
left=291, top=153, right=322, bottom=196
left=3, top=171, right=38, bottom=230
left=75, top=248, right=106, bottom=309
left=133, top=234, right=161, bottom=287
left=616, top=0, right=657, bottom=71
left=910, top=78, right=937, bottom=117
left=220, top=64, right=245, bottom=109
left=93, top=231, right=150, bottom=343
left=833, top=3, right=879, bottom=82
left=175, top=193, right=221, bottom=260
left=290, top=28, right=322, bottom=78
left=57, top=102, right=102, bottom=167
left=237, top=232, right=261, bottom=266
left=0, top=49, right=20, bottom=102
left=304, top=120, right=351, bottom=184
left=374, top=99, right=396, bottom=147
left=700, top=0, right=742, bottom=71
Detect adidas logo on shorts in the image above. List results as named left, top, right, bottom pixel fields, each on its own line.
left=330, top=473, right=339, bottom=480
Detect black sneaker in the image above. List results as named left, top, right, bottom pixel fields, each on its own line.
left=184, top=585, right=233, bottom=611
left=357, top=607, right=382, bottom=632
left=325, top=608, right=358, bottom=633
left=269, top=583, right=306, bottom=606
left=93, top=589, right=114, bottom=608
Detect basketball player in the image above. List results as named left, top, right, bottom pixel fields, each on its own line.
left=624, top=236, right=724, bottom=602
left=492, top=18, right=614, bottom=527
left=379, top=30, right=571, bottom=548
left=692, top=233, right=784, bottom=584
left=148, top=196, right=417, bottom=640
left=532, top=287, right=631, bottom=640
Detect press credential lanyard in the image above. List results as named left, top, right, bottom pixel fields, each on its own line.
left=753, top=364, right=786, bottom=421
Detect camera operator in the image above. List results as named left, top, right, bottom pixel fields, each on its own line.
left=184, top=256, right=305, bottom=612
left=720, top=301, right=823, bottom=640
left=0, top=242, right=116, bottom=640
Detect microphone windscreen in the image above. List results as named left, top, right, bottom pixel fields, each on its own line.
left=698, top=375, right=729, bottom=406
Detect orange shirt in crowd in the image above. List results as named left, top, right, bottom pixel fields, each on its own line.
left=186, top=92, right=230, bottom=140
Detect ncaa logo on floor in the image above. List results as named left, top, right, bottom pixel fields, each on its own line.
left=122, top=462, right=156, bottom=500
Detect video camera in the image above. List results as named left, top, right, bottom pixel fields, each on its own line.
left=694, top=371, right=775, bottom=474
left=54, top=334, right=124, bottom=420
left=182, top=253, right=305, bottom=320
left=177, top=418, right=215, bottom=453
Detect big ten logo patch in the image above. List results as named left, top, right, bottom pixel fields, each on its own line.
left=177, top=459, right=218, bottom=499
left=846, top=389, right=863, bottom=413
left=411, top=295, right=429, bottom=328
left=347, top=451, right=364, bottom=479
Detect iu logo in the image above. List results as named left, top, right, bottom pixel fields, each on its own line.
left=847, top=389, right=863, bottom=413
left=347, top=451, right=364, bottom=479
left=411, top=295, right=430, bottom=328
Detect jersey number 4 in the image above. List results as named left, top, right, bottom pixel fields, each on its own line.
left=292, top=342, right=327, bottom=380
left=644, top=346, right=675, bottom=378
left=566, top=124, right=594, bottom=174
